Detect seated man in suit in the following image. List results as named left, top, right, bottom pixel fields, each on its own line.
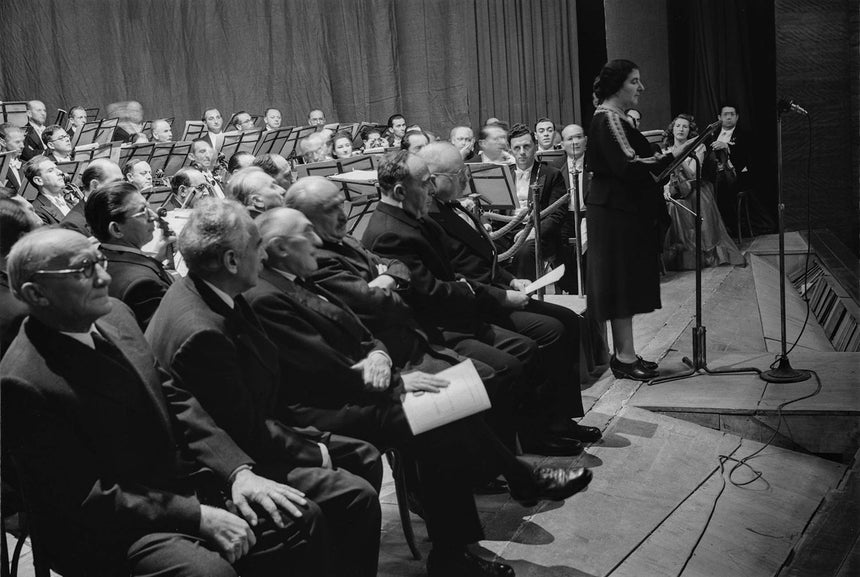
left=232, top=110, right=256, bottom=131
left=534, top=117, right=559, bottom=152
left=188, top=138, right=225, bottom=198
left=386, top=114, right=408, bottom=148
left=226, top=166, right=286, bottom=218
left=253, top=152, right=293, bottom=190
left=23, top=155, right=73, bottom=225
left=85, top=181, right=175, bottom=329
left=20, top=100, right=48, bottom=162
left=60, top=158, right=124, bottom=236
left=146, top=199, right=382, bottom=577
left=501, top=123, right=569, bottom=281
left=171, top=166, right=211, bottom=207
left=308, top=108, right=327, bottom=130
left=263, top=107, right=282, bottom=132
left=66, top=106, right=88, bottom=142
left=450, top=125, right=478, bottom=161
left=0, top=123, right=26, bottom=191
left=0, top=194, right=41, bottom=355
left=362, top=151, right=584, bottom=456
left=203, top=107, right=225, bottom=151
left=1, top=227, right=352, bottom=576
left=420, top=142, right=601, bottom=445
left=247, top=206, right=592, bottom=577
left=474, top=123, right=515, bottom=164
left=150, top=118, right=174, bottom=143
left=42, top=125, right=74, bottom=163
left=123, top=159, right=154, bottom=191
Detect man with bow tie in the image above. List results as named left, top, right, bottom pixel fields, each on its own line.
left=705, top=103, right=750, bottom=235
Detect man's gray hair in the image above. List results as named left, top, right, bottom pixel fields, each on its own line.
left=7, top=228, right=80, bottom=296
left=226, top=166, right=268, bottom=206
left=178, top=198, right=253, bottom=274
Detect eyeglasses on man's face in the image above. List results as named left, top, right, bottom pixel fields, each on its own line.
left=31, top=254, right=108, bottom=279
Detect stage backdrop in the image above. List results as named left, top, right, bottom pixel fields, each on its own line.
left=0, top=0, right=581, bottom=135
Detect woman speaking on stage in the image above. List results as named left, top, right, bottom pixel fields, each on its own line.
left=585, top=59, right=685, bottom=381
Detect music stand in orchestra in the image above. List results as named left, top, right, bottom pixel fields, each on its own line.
left=282, top=125, right=318, bottom=161
left=465, top=163, right=518, bottom=211
left=55, top=159, right=89, bottom=187
left=328, top=170, right=380, bottom=233
left=140, top=120, right=152, bottom=138
left=648, top=120, right=761, bottom=386
left=74, top=142, right=120, bottom=163
left=149, top=142, right=192, bottom=177
left=70, top=118, right=118, bottom=148
left=181, top=121, right=207, bottom=142
left=84, top=108, right=99, bottom=121
left=253, top=126, right=293, bottom=157
left=119, top=142, right=156, bottom=167
left=19, top=176, right=39, bottom=201
left=296, top=158, right=341, bottom=180
left=536, top=149, right=565, bottom=165
left=337, top=154, right=374, bottom=172
left=143, top=185, right=177, bottom=209
left=54, top=109, right=68, bottom=127
left=0, top=102, right=28, bottom=127
left=0, top=151, right=14, bottom=186
left=220, top=129, right=263, bottom=160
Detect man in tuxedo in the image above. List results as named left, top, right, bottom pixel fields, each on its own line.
left=188, top=138, right=225, bottom=198
left=232, top=111, right=256, bottom=131
left=420, top=142, right=601, bottom=445
left=554, top=124, right=591, bottom=293
left=386, top=114, right=407, bottom=148
left=705, top=103, right=750, bottom=234
left=253, top=152, right=293, bottom=190
left=1, top=227, right=354, bottom=576
left=66, top=106, right=87, bottom=142
left=247, top=206, right=592, bottom=577
left=475, top=124, right=515, bottom=164
left=203, top=108, right=225, bottom=152
left=263, top=108, right=282, bottom=132
left=504, top=123, right=568, bottom=281
left=534, top=118, right=558, bottom=152
left=146, top=199, right=382, bottom=577
left=20, top=100, right=47, bottom=161
left=60, top=158, right=123, bottom=236
left=23, top=155, right=72, bottom=225
left=362, top=151, right=584, bottom=456
left=308, top=108, right=326, bottom=130
left=150, top=118, right=174, bottom=143
left=0, top=123, right=26, bottom=191
left=42, top=125, right=73, bottom=163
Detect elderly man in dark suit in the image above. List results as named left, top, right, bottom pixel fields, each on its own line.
left=20, top=100, right=47, bottom=162
left=60, top=158, right=124, bottom=237
left=1, top=228, right=344, bottom=576
left=245, top=206, right=592, bottom=577
left=83, top=181, right=175, bottom=329
left=419, top=142, right=601, bottom=445
left=145, top=199, right=382, bottom=577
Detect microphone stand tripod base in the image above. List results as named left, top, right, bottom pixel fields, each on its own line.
left=760, top=357, right=811, bottom=383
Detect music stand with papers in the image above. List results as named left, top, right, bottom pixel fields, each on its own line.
left=119, top=142, right=156, bottom=166
left=55, top=159, right=89, bottom=188
left=0, top=102, right=28, bottom=127
left=0, top=151, right=15, bottom=187
left=536, top=149, right=565, bottom=165
left=253, top=127, right=293, bottom=157
left=328, top=170, right=380, bottom=233
left=282, top=125, right=318, bottom=161
left=181, top=121, right=207, bottom=142
left=648, top=120, right=760, bottom=386
left=149, top=142, right=192, bottom=177
left=220, top=129, right=263, bottom=159
left=296, top=158, right=340, bottom=180
left=74, top=142, right=120, bottom=163
left=70, top=118, right=118, bottom=148
left=465, top=163, right=518, bottom=211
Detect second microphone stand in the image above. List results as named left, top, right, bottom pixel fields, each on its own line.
left=649, top=121, right=760, bottom=385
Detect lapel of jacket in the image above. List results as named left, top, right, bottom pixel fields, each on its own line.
left=430, top=199, right=494, bottom=263
left=34, top=194, right=63, bottom=223
left=188, top=275, right=279, bottom=377
left=335, top=236, right=377, bottom=279
left=102, top=246, right=174, bottom=286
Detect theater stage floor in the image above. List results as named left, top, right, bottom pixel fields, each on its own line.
left=8, top=236, right=858, bottom=577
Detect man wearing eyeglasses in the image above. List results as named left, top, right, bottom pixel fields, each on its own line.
left=42, top=125, right=74, bottom=163
left=23, top=155, right=70, bottom=225
left=2, top=227, right=347, bottom=576
left=170, top=167, right=213, bottom=208
left=85, top=181, right=174, bottom=330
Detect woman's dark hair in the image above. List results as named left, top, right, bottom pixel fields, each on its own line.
left=85, top=181, right=139, bottom=242
left=592, top=59, right=639, bottom=104
left=661, top=113, right=698, bottom=149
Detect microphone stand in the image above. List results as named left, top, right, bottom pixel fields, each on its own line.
left=648, top=120, right=760, bottom=385
left=568, top=165, right=585, bottom=296
left=530, top=171, right=544, bottom=301
left=760, top=108, right=811, bottom=382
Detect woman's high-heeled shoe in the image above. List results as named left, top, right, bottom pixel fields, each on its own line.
left=610, top=355, right=659, bottom=381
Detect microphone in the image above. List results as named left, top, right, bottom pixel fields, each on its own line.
left=778, top=98, right=808, bottom=116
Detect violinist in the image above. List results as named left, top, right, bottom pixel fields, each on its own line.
left=187, top=138, right=225, bottom=198
left=122, top=159, right=153, bottom=191
left=84, top=181, right=175, bottom=329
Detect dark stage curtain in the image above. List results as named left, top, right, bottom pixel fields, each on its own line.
left=668, top=0, right=778, bottom=232
left=0, top=0, right=582, bottom=134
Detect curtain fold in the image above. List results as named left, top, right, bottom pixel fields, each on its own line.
left=1, top=0, right=580, bottom=134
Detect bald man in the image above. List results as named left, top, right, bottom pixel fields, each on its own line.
left=150, top=119, right=173, bottom=143
left=2, top=228, right=344, bottom=576
left=21, top=100, right=48, bottom=161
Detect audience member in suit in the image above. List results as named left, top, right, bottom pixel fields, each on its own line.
left=0, top=123, right=26, bottom=191
left=23, top=155, right=72, bottom=225
left=42, top=125, right=74, bottom=163
left=704, top=103, right=750, bottom=235
left=146, top=199, right=382, bottom=577
left=227, top=166, right=286, bottom=218
left=85, top=182, right=175, bottom=330
left=501, top=124, right=569, bottom=281
left=1, top=228, right=347, bottom=576
left=60, top=158, right=123, bottom=236
left=150, top=118, right=174, bottom=143
left=246, top=206, right=592, bottom=577
left=362, top=151, right=587, bottom=456
left=420, top=143, right=601, bottom=445
left=450, top=125, right=478, bottom=161
left=20, top=100, right=48, bottom=162
left=0, top=194, right=41, bottom=355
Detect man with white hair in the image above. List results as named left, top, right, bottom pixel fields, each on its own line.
left=150, top=118, right=173, bottom=143
left=225, top=166, right=286, bottom=218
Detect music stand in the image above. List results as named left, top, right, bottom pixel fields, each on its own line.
left=220, top=129, right=263, bottom=159
left=282, top=125, right=318, bottom=160
left=253, top=127, right=293, bottom=156
left=338, top=155, right=374, bottom=172
left=74, top=142, right=119, bottom=162
left=0, top=102, right=28, bottom=127
left=84, top=107, right=99, bottom=121
left=466, top=163, right=518, bottom=211
left=119, top=142, right=156, bottom=167
left=149, top=142, right=192, bottom=177
left=328, top=170, right=380, bottom=233
left=536, top=149, right=565, bottom=164
left=19, top=176, right=39, bottom=201
left=296, top=158, right=340, bottom=179
left=143, top=185, right=176, bottom=209
left=0, top=150, right=14, bottom=185
left=181, top=121, right=207, bottom=142
left=70, top=118, right=118, bottom=148
left=648, top=120, right=761, bottom=385
left=55, top=159, right=89, bottom=187
left=54, top=109, right=68, bottom=127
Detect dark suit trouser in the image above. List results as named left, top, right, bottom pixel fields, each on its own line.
left=288, top=399, right=533, bottom=548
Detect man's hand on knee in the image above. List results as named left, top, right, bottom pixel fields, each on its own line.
left=230, top=469, right=308, bottom=528
left=199, top=504, right=256, bottom=564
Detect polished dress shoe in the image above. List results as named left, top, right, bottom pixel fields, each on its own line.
left=610, top=355, right=659, bottom=381
left=474, top=478, right=509, bottom=495
left=637, top=355, right=659, bottom=371
left=510, top=466, right=592, bottom=507
left=427, top=548, right=515, bottom=577
left=563, top=421, right=603, bottom=443
left=520, top=434, right=583, bottom=456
